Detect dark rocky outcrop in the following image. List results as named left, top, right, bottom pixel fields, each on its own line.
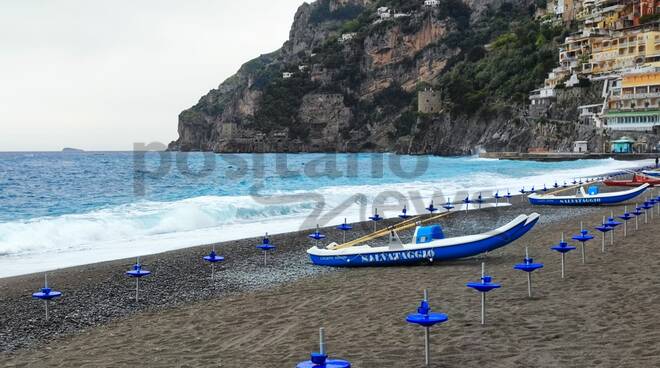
left=168, top=0, right=603, bottom=155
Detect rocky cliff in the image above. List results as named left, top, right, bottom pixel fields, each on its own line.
left=169, top=0, right=588, bottom=154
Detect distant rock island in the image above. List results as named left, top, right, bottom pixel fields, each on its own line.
left=62, top=147, right=84, bottom=153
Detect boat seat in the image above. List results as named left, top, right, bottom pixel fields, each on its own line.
left=413, top=225, right=444, bottom=244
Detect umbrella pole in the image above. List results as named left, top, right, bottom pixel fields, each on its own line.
left=602, top=233, right=605, bottom=253
left=425, top=326, right=430, bottom=366
left=581, top=242, right=586, bottom=264
left=135, top=278, right=139, bottom=303
left=561, top=253, right=565, bottom=279
left=44, top=300, right=48, bottom=321
left=481, top=293, right=486, bottom=325
left=527, top=272, right=532, bottom=298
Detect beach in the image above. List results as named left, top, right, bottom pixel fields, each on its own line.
left=1, top=182, right=660, bottom=367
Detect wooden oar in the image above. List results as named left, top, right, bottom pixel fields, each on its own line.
left=332, top=211, right=454, bottom=250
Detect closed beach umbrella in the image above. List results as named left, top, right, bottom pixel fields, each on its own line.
left=203, top=245, right=224, bottom=280
left=463, top=195, right=472, bottom=213
left=631, top=205, right=643, bottom=230
left=550, top=232, right=576, bottom=279
left=256, top=233, right=276, bottom=266
left=604, top=212, right=621, bottom=246
left=336, top=218, right=353, bottom=244
left=442, top=198, right=455, bottom=212
left=398, top=205, right=412, bottom=219
left=405, top=290, right=448, bottom=367
left=308, top=224, right=326, bottom=248
left=369, top=208, right=383, bottom=232
left=296, top=328, right=350, bottom=368
left=617, top=207, right=634, bottom=237
left=494, top=191, right=501, bottom=207
left=466, top=262, right=501, bottom=325
left=425, top=200, right=438, bottom=214
left=32, top=273, right=62, bottom=320
left=126, top=257, right=151, bottom=303
left=571, top=223, right=594, bottom=264
left=513, top=247, right=544, bottom=298
left=594, top=216, right=612, bottom=253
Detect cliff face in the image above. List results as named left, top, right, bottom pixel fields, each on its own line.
left=169, top=0, right=579, bottom=154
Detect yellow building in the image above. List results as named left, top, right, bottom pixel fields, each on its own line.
left=587, top=29, right=660, bottom=75
left=605, top=67, right=660, bottom=131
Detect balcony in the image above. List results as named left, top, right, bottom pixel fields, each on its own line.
left=610, top=92, right=660, bottom=100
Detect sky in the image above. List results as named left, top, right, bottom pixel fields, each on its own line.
left=0, top=0, right=307, bottom=151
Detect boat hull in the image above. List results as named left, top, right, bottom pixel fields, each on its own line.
left=308, top=215, right=539, bottom=267
left=528, top=185, right=648, bottom=206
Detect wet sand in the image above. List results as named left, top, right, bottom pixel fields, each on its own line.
left=2, top=185, right=660, bottom=367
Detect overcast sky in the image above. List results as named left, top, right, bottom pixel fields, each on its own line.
left=0, top=0, right=307, bottom=151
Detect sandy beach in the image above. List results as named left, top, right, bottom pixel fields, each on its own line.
left=1, top=183, right=660, bottom=367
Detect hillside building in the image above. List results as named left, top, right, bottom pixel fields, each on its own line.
left=418, top=89, right=442, bottom=113
left=604, top=67, right=660, bottom=130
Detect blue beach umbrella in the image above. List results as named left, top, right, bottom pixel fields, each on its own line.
left=542, top=184, right=548, bottom=192
left=553, top=181, right=559, bottom=189
left=618, top=207, right=634, bottom=237
left=493, top=191, right=501, bottom=207
left=649, top=198, right=657, bottom=220
left=504, top=190, right=512, bottom=203
left=476, top=193, right=484, bottom=209
left=426, top=200, right=438, bottom=214
left=571, top=224, right=594, bottom=264
left=641, top=201, right=653, bottom=224
left=572, top=179, right=577, bottom=185
left=32, top=274, right=62, bottom=320
left=466, top=262, right=501, bottom=325
left=519, top=187, right=527, bottom=203
left=562, top=181, right=568, bottom=188
left=594, top=216, right=612, bottom=253
left=513, top=247, right=544, bottom=298
left=463, top=196, right=472, bottom=213
left=530, top=186, right=536, bottom=193
left=257, top=233, right=276, bottom=266
left=399, top=205, right=412, bottom=220
left=406, top=290, right=448, bottom=367
left=336, top=218, right=353, bottom=244
left=309, top=224, right=327, bottom=248
left=297, top=328, right=351, bottom=368
left=550, top=232, right=576, bottom=279
left=126, top=257, right=151, bottom=303
left=578, top=179, right=583, bottom=185
left=369, top=208, right=384, bottom=232
left=632, top=205, right=643, bottom=230
left=442, top=198, right=455, bottom=212
left=203, top=245, right=225, bottom=280
left=604, top=212, right=622, bottom=246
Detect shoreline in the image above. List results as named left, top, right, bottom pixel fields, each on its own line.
left=1, top=158, right=654, bottom=279
left=1, top=185, right=659, bottom=365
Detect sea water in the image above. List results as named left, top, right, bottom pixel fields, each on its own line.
left=0, top=151, right=650, bottom=277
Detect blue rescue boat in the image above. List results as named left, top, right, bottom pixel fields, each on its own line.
left=528, top=183, right=648, bottom=206
left=307, top=213, right=540, bottom=267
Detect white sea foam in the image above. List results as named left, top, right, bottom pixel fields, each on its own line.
left=0, top=158, right=651, bottom=277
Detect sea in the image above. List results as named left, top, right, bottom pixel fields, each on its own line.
left=0, top=151, right=651, bottom=277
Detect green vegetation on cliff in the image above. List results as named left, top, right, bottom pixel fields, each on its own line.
left=438, top=5, right=564, bottom=114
